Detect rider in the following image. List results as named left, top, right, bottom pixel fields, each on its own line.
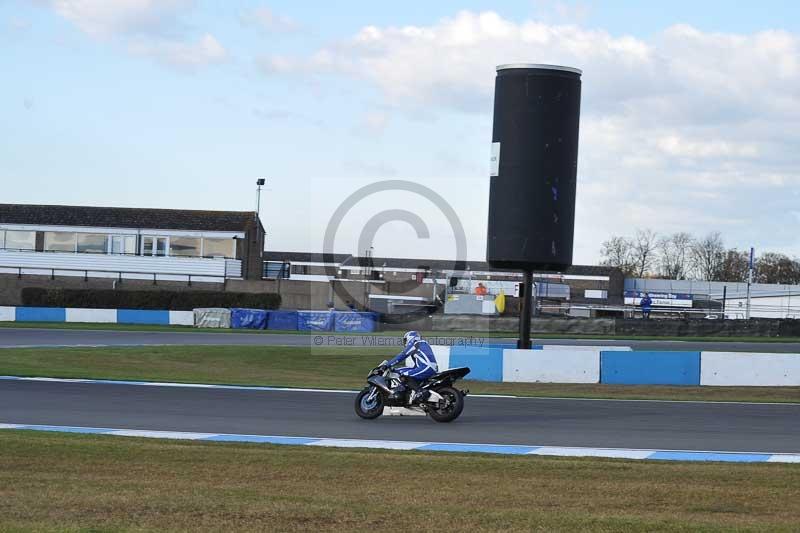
left=383, top=331, right=438, bottom=403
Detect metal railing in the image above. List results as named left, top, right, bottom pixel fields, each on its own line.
left=538, top=303, right=799, bottom=320
left=0, top=264, right=227, bottom=286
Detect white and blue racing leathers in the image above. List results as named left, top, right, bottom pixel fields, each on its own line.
left=387, top=340, right=438, bottom=381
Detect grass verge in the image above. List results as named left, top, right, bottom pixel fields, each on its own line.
left=0, top=430, right=798, bottom=532
left=4, top=320, right=800, bottom=343
left=1, top=345, right=798, bottom=402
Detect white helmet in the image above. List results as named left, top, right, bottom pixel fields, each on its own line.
left=402, top=331, right=421, bottom=346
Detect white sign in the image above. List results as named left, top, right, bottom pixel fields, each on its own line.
left=490, top=142, right=500, bottom=177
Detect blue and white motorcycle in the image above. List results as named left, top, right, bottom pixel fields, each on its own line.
left=355, top=361, right=470, bottom=423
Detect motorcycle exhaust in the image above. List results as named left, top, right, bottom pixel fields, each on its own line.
left=426, top=390, right=444, bottom=402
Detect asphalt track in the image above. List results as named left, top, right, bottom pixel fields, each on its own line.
left=2, top=380, right=798, bottom=453
left=2, top=327, right=800, bottom=352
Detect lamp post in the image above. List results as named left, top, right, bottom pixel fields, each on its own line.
left=256, top=178, right=266, bottom=221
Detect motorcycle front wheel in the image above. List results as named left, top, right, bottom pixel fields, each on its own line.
left=354, top=386, right=384, bottom=419
left=427, top=386, right=464, bottom=423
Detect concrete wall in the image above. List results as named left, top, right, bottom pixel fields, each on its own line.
left=430, top=315, right=616, bottom=334
left=600, top=351, right=701, bottom=385
left=429, top=315, right=800, bottom=338
left=503, top=349, right=600, bottom=383
left=700, top=352, right=800, bottom=386
left=0, top=273, right=225, bottom=307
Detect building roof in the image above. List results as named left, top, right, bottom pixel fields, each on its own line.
left=264, top=250, right=620, bottom=277
left=0, top=204, right=261, bottom=233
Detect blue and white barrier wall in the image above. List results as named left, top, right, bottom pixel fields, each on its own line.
left=0, top=306, right=193, bottom=326
left=431, top=345, right=799, bottom=387
left=0, top=306, right=375, bottom=331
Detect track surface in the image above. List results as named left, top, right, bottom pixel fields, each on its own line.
left=2, top=380, right=798, bottom=453
left=2, top=327, right=800, bottom=352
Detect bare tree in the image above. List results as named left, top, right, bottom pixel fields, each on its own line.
left=690, top=231, right=725, bottom=280
left=755, top=253, right=800, bottom=284
left=657, top=232, right=694, bottom=279
left=717, top=249, right=750, bottom=282
left=630, top=229, right=658, bottom=278
left=600, top=235, right=635, bottom=275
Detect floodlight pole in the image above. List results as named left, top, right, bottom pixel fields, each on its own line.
left=256, top=178, right=266, bottom=221
left=518, top=269, right=533, bottom=349
left=746, top=247, right=754, bottom=320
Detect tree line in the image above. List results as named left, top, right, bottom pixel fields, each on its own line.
left=600, top=230, right=800, bottom=284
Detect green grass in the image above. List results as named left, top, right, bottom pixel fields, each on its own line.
left=1, top=345, right=798, bottom=402
left=0, top=430, right=798, bottom=532
left=3, top=320, right=800, bottom=343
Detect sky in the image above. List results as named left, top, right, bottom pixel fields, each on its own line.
left=1, top=1, right=798, bottom=265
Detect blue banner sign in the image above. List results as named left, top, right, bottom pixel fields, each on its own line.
left=624, top=291, right=693, bottom=308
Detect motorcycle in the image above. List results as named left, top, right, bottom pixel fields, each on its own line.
left=354, top=360, right=470, bottom=423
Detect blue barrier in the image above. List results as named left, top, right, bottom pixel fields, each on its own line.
left=333, top=311, right=378, bottom=333
left=117, top=309, right=170, bottom=325
left=449, top=347, right=504, bottom=382
left=485, top=341, right=536, bottom=350
left=231, top=308, right=268, bottom=329
left=267, top=310, right=298, bottom=331
left=297, top=311, right=333, bottom=331
left=601, top=351, right=701, bottom=385
left=15, top=307, right=66, bottom=322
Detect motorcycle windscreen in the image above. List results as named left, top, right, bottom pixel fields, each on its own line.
left=367, top=375, right=392, bottom=393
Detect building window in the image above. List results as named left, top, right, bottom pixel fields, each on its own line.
left=263, top=261, right=290, bottom=279
left=0, top=231, right=4, bottom=250
left=170, top=236, right=201, bottom=257
left=4, top=230, right=36, bottom=251
left=110, top=235, right=136, bottom=255
left=44, top=232, right=77, bottom=252
left=142, top=236, right=168, bottom=256
left=203, top=238, right=235, bottom=258
left=77, top=233, right=108, bottom=254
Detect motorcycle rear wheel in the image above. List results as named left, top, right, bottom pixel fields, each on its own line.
left=355, top=386, right=384, bottom=419
left=427, top=386, right=464, bottom=423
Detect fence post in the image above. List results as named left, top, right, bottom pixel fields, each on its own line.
left=153, top=273, right=157, bottom=286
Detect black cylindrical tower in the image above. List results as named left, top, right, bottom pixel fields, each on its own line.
left=486, top=64, right=582, bottom=272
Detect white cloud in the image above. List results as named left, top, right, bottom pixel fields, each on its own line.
left=655, top=136, right=759, bottom=159
left=34, top=0, right=228, bottom=71
left=260, top=11, right=800, bottom=260
left=129, top=33, right=226, bottom=70
left=240, top=6, right=297, bottom=33
left=46, top=0, right=194, bottom=37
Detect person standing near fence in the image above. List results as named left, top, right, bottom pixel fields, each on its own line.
left=640, top=293, right=653, bottom=319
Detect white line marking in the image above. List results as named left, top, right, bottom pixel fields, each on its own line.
left=767, top=454, right=800, bottom=463
left=307, top=439, right=428, bottom=450
left=107, top=430, right=217, bottom=440
left=2, top=424, right=796, bottom=460
left=530, top=447, right=653, bottom=459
